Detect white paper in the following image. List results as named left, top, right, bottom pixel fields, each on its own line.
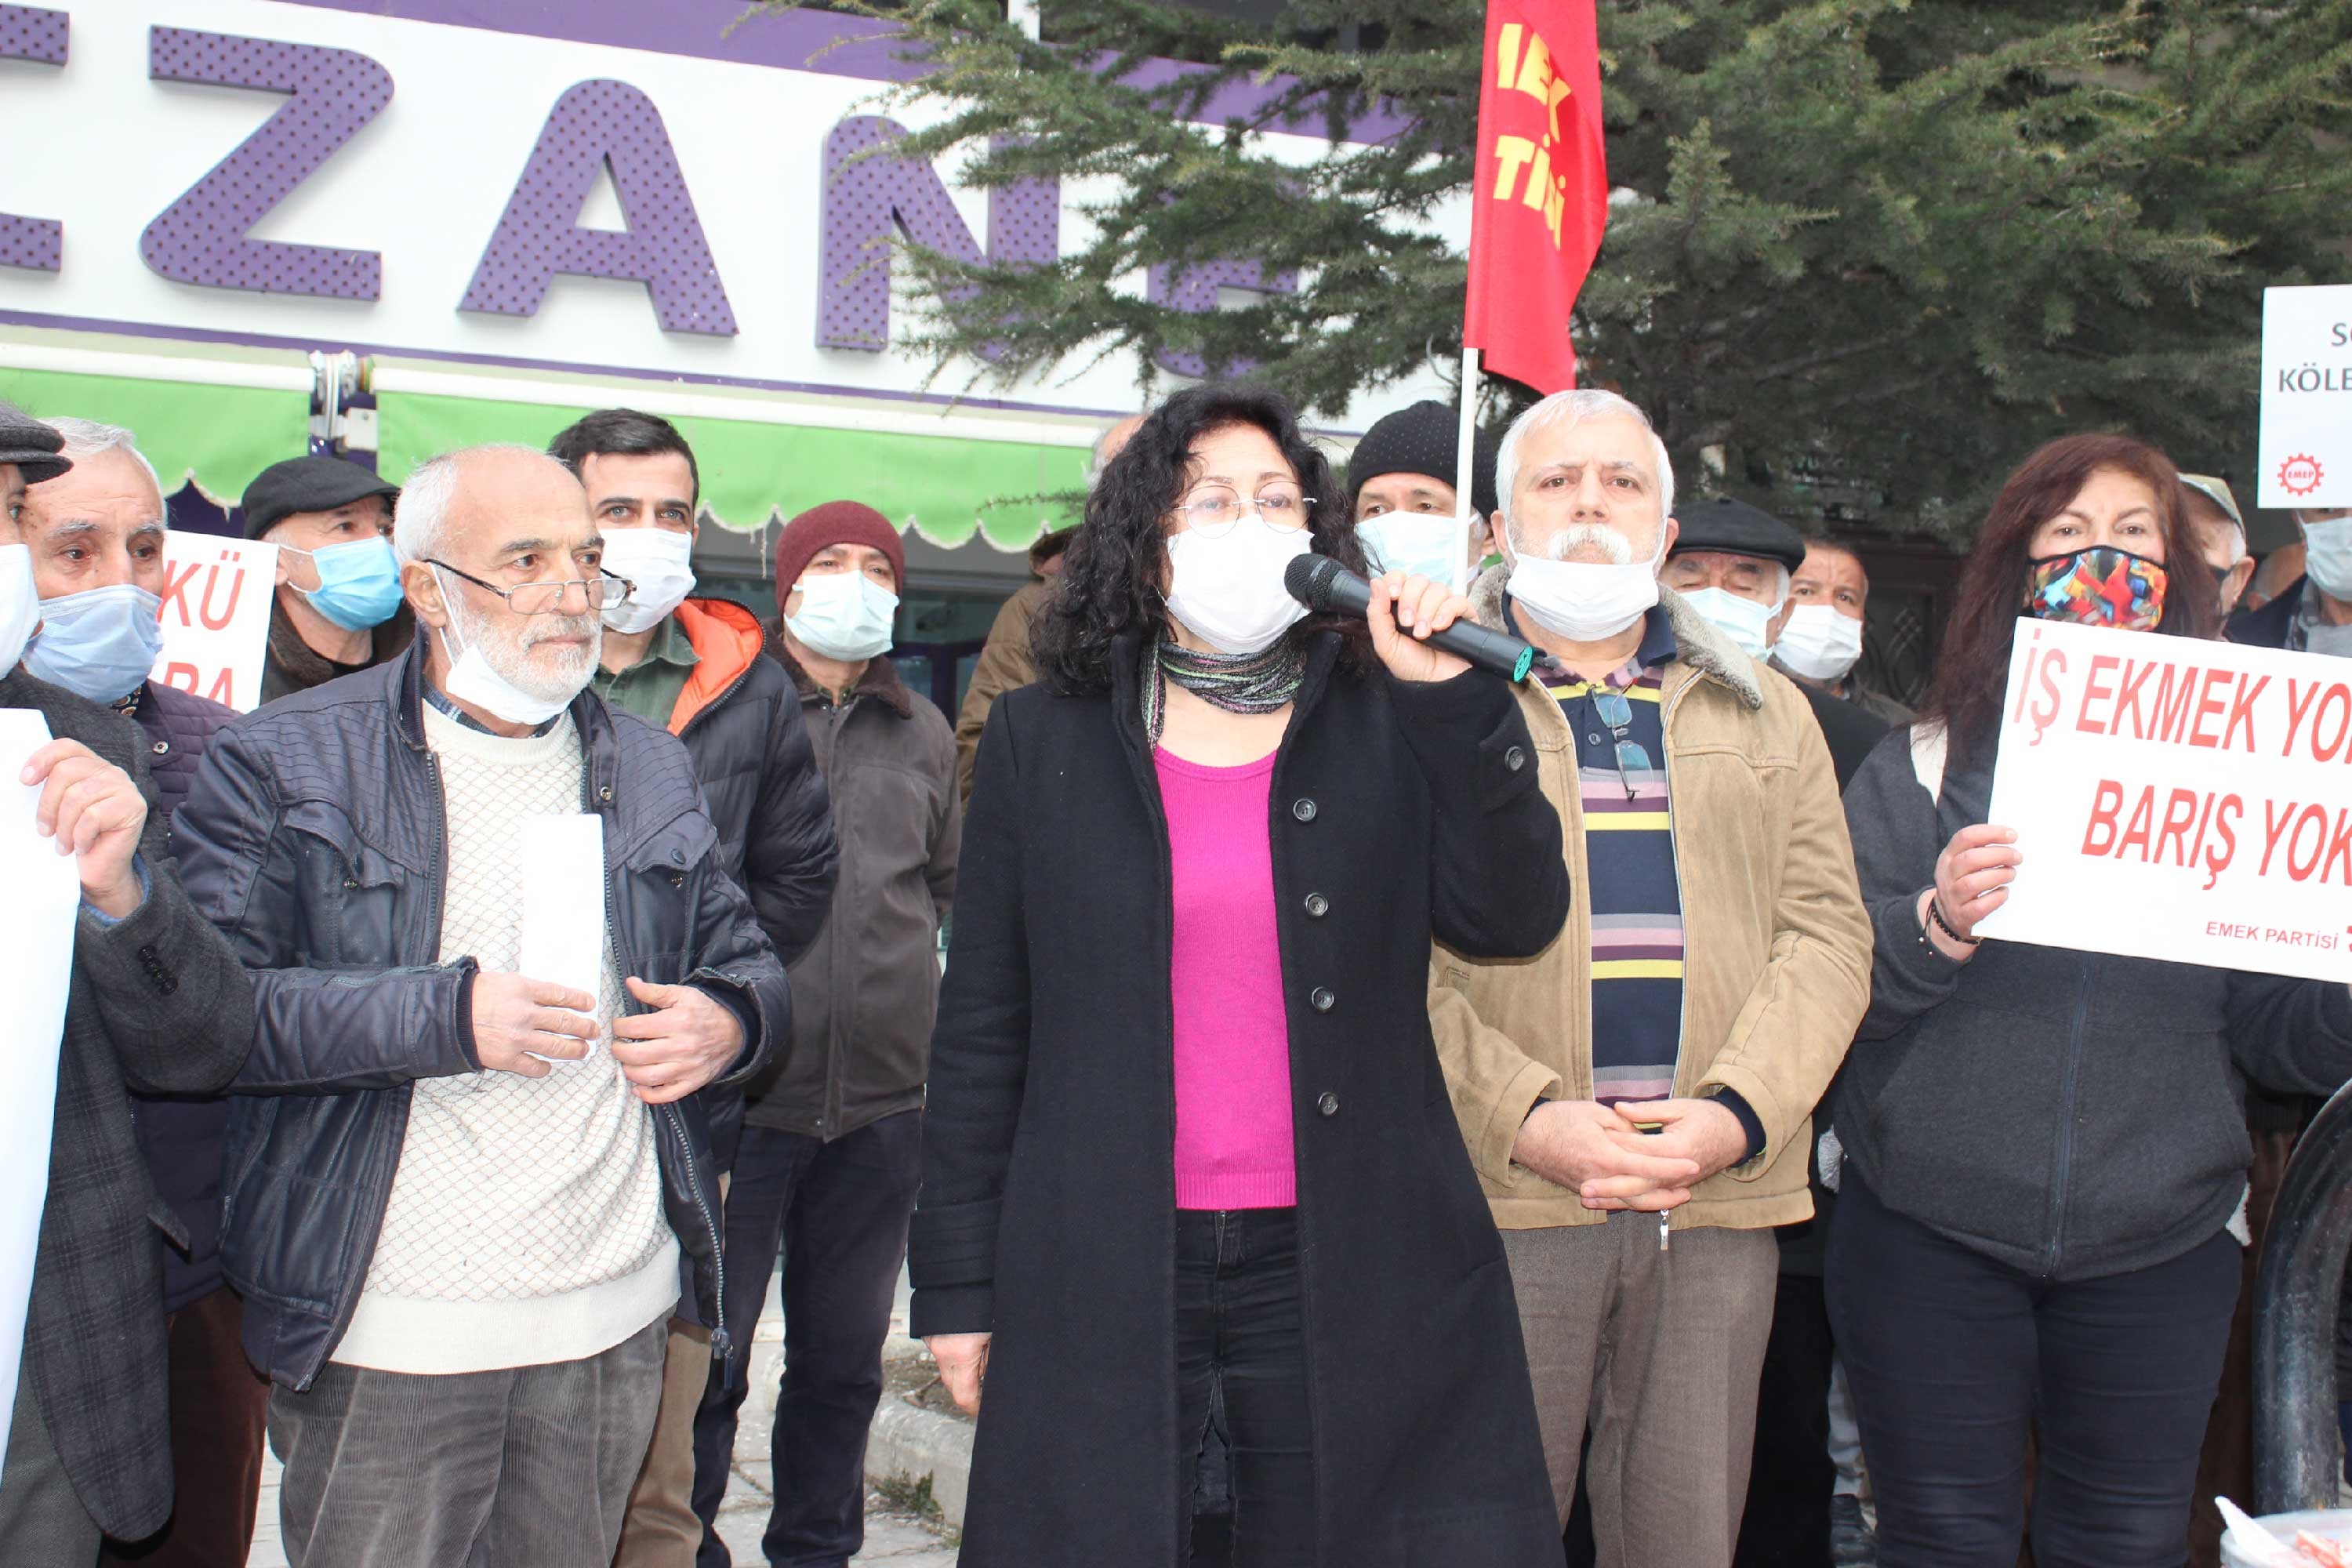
left=1979, top=619, right=2352, bottom=982
left=517, top=814, right=607, bottom=1054
left=149, top=536, right=279, bottom=713
left=2259, top=285, right=2352, bottom=508
left=0, top=710, right=82, bottom=1488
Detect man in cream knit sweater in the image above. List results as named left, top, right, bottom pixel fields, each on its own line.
left=176, top=446, right=789, bottom=1568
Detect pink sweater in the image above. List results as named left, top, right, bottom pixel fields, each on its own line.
left=1155, top=749, right=1298, bottom=1211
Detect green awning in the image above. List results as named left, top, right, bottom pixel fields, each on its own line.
left=373, top=372, right=1093, bottom=552
left=0, top=350, right=314, bottom=506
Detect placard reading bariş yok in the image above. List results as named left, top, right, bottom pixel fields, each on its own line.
left=1979, top=619, right=2352, bottom=982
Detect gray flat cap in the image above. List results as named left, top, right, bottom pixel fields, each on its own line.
left=0, top=399, right=70, bottom=485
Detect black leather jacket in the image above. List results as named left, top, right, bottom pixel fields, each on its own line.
left=128, top=678, right=240, bottom=1314
left=173, top=642, right=789, bottom=1391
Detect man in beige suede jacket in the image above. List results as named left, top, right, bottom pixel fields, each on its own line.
left=1428, top=388, right=1871, bottom=1568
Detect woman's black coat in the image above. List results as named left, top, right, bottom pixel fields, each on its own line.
left=909, top=631, right=1571, bottom=1566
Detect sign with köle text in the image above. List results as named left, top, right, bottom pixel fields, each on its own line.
left=2259, top=284, right=2352, bottom=509
left=150, top=536, right=278, bottom=713
left=1980, top=619, right=2352, bottom=982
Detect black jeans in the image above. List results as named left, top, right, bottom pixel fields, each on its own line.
left=1825, top=1175, right=2239, bottom=1568
left=1177, top=1207, right=1316, bottom=1568
left=690, top=1111, right=924, bottom=1568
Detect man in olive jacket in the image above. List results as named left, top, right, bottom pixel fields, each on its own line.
left=0, top=408, right=255, bottom=1560
left=551, top=407, right=839, bottom=1568
left=692, top=500, right=958, bottom=1568
left=1428, top=390, right=1872, bottom=1568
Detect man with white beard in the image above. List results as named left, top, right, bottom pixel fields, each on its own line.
left=174, top=445, right=789, bottom=1567
left=1428, top=390, right=1871, bottom=1568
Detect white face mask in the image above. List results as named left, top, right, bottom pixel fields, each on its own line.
left=0, top=544, right=38, bottom=679
left=787, top=571, right=898, bottom=662
left=1164, top=516, right=1315, bottom=655
left=1357, top=513, right=1468, bottom=585
left=431, top=566, right=600, bottom=726
left=1680, top=585, right=1781, bottom=660
left=1771, top=604, right=1865, bottom=682
left=598, top=528, right=697, bottom=635
left=1507, top=521, right=1664, bottom=644
left=2301, top=514, right=2352, bottom=601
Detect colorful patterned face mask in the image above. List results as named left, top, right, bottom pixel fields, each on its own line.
left=2024, top=546, right=2168, bottom=631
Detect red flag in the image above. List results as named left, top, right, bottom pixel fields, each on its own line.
left=1462, top=0, right=1608, bottom=394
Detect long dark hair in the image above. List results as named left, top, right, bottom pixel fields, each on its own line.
left=1032, top=383, right=1372, bottom=694
left=1924, top=433, right=2219, bottom=762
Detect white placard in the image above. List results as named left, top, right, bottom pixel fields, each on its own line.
left=150, top=535, right=278, bottom=713
left=2259, top=284, right=2352, bottom=509
left=517, top=813, right=607, bottom=1050
left=0, top=710, right=84, bottom=1486
left=1980, top=619, right=2352, bottom=981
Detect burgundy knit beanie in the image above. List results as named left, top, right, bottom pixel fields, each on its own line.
left=773, top=500, right=906, bottom=616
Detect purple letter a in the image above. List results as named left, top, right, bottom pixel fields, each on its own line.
left=461, top=80, right=736, bottom=336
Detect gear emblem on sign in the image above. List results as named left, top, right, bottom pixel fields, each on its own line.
left=2280, top=453, right=2325, bottom=496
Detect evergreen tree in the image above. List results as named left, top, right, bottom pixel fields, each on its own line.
left=811, top=0, right=2352, bottom=534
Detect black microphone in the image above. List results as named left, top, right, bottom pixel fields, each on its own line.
left=1284, top=554, right=1537, bottom=683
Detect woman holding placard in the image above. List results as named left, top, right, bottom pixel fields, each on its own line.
left=1828, top=433, right=2352, bottom=1567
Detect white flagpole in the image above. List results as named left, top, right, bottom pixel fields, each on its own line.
left=1454, top=346, right=1482, bottom=597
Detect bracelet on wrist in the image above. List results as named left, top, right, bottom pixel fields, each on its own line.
left=1924, top=896, right=1983, bottom=949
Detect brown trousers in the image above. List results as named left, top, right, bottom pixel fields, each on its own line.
left=1504, top=1217, right=1780, bottom=1568
left=98, top=1286, right=270, bottom=1568
left=612, top=1316, right=716, bottom=1568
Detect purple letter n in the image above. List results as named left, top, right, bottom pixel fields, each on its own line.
left=817, top=117, right=1058, bottom=355
left=462, top=79, right=736, bottom=337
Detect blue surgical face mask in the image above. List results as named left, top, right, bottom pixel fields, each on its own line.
left=1680, top=584, right=1782, bottom=660
left=786, top=571, right=898, bottom=662
left=285, top=535, right=405, bottom=631
left=24, top=583, right=166, bottom=702
left=2301, top=514, right=2352, bottom=601
left=1357, top=512, right=1468, bottom=585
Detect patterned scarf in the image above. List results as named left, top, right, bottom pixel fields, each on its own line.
left=1142, top=633, right=1305, bottom=746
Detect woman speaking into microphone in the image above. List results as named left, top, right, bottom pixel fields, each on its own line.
left=911, top=385, right=1568, bottom=1566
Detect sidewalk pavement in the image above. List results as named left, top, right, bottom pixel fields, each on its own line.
left=246, top=1269, right=960, bottom=1567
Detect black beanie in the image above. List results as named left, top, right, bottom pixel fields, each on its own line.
left=1346, top=401, right=1499, bottom=519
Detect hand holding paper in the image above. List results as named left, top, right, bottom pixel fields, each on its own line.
left=469, top=972, right=599, bottom=1078
left=611, top=977, right=744, bottom=1105
left=20, top=737, right=147, bottom=918
left=1921, top=822, right=2023, bottom=958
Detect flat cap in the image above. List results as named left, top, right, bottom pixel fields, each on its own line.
left=0, top=399, right=69, bottom=485
left=241, top=455, right=401, bottom=540
left=2179, top=474, right=2245, bottom=539
left=1347, top=401, right=1498, bottom=520
left=1670, top=495, right=1806, bottom=575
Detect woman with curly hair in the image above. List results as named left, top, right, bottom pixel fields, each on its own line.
left=908, top=384, right=1569, bottom=1566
